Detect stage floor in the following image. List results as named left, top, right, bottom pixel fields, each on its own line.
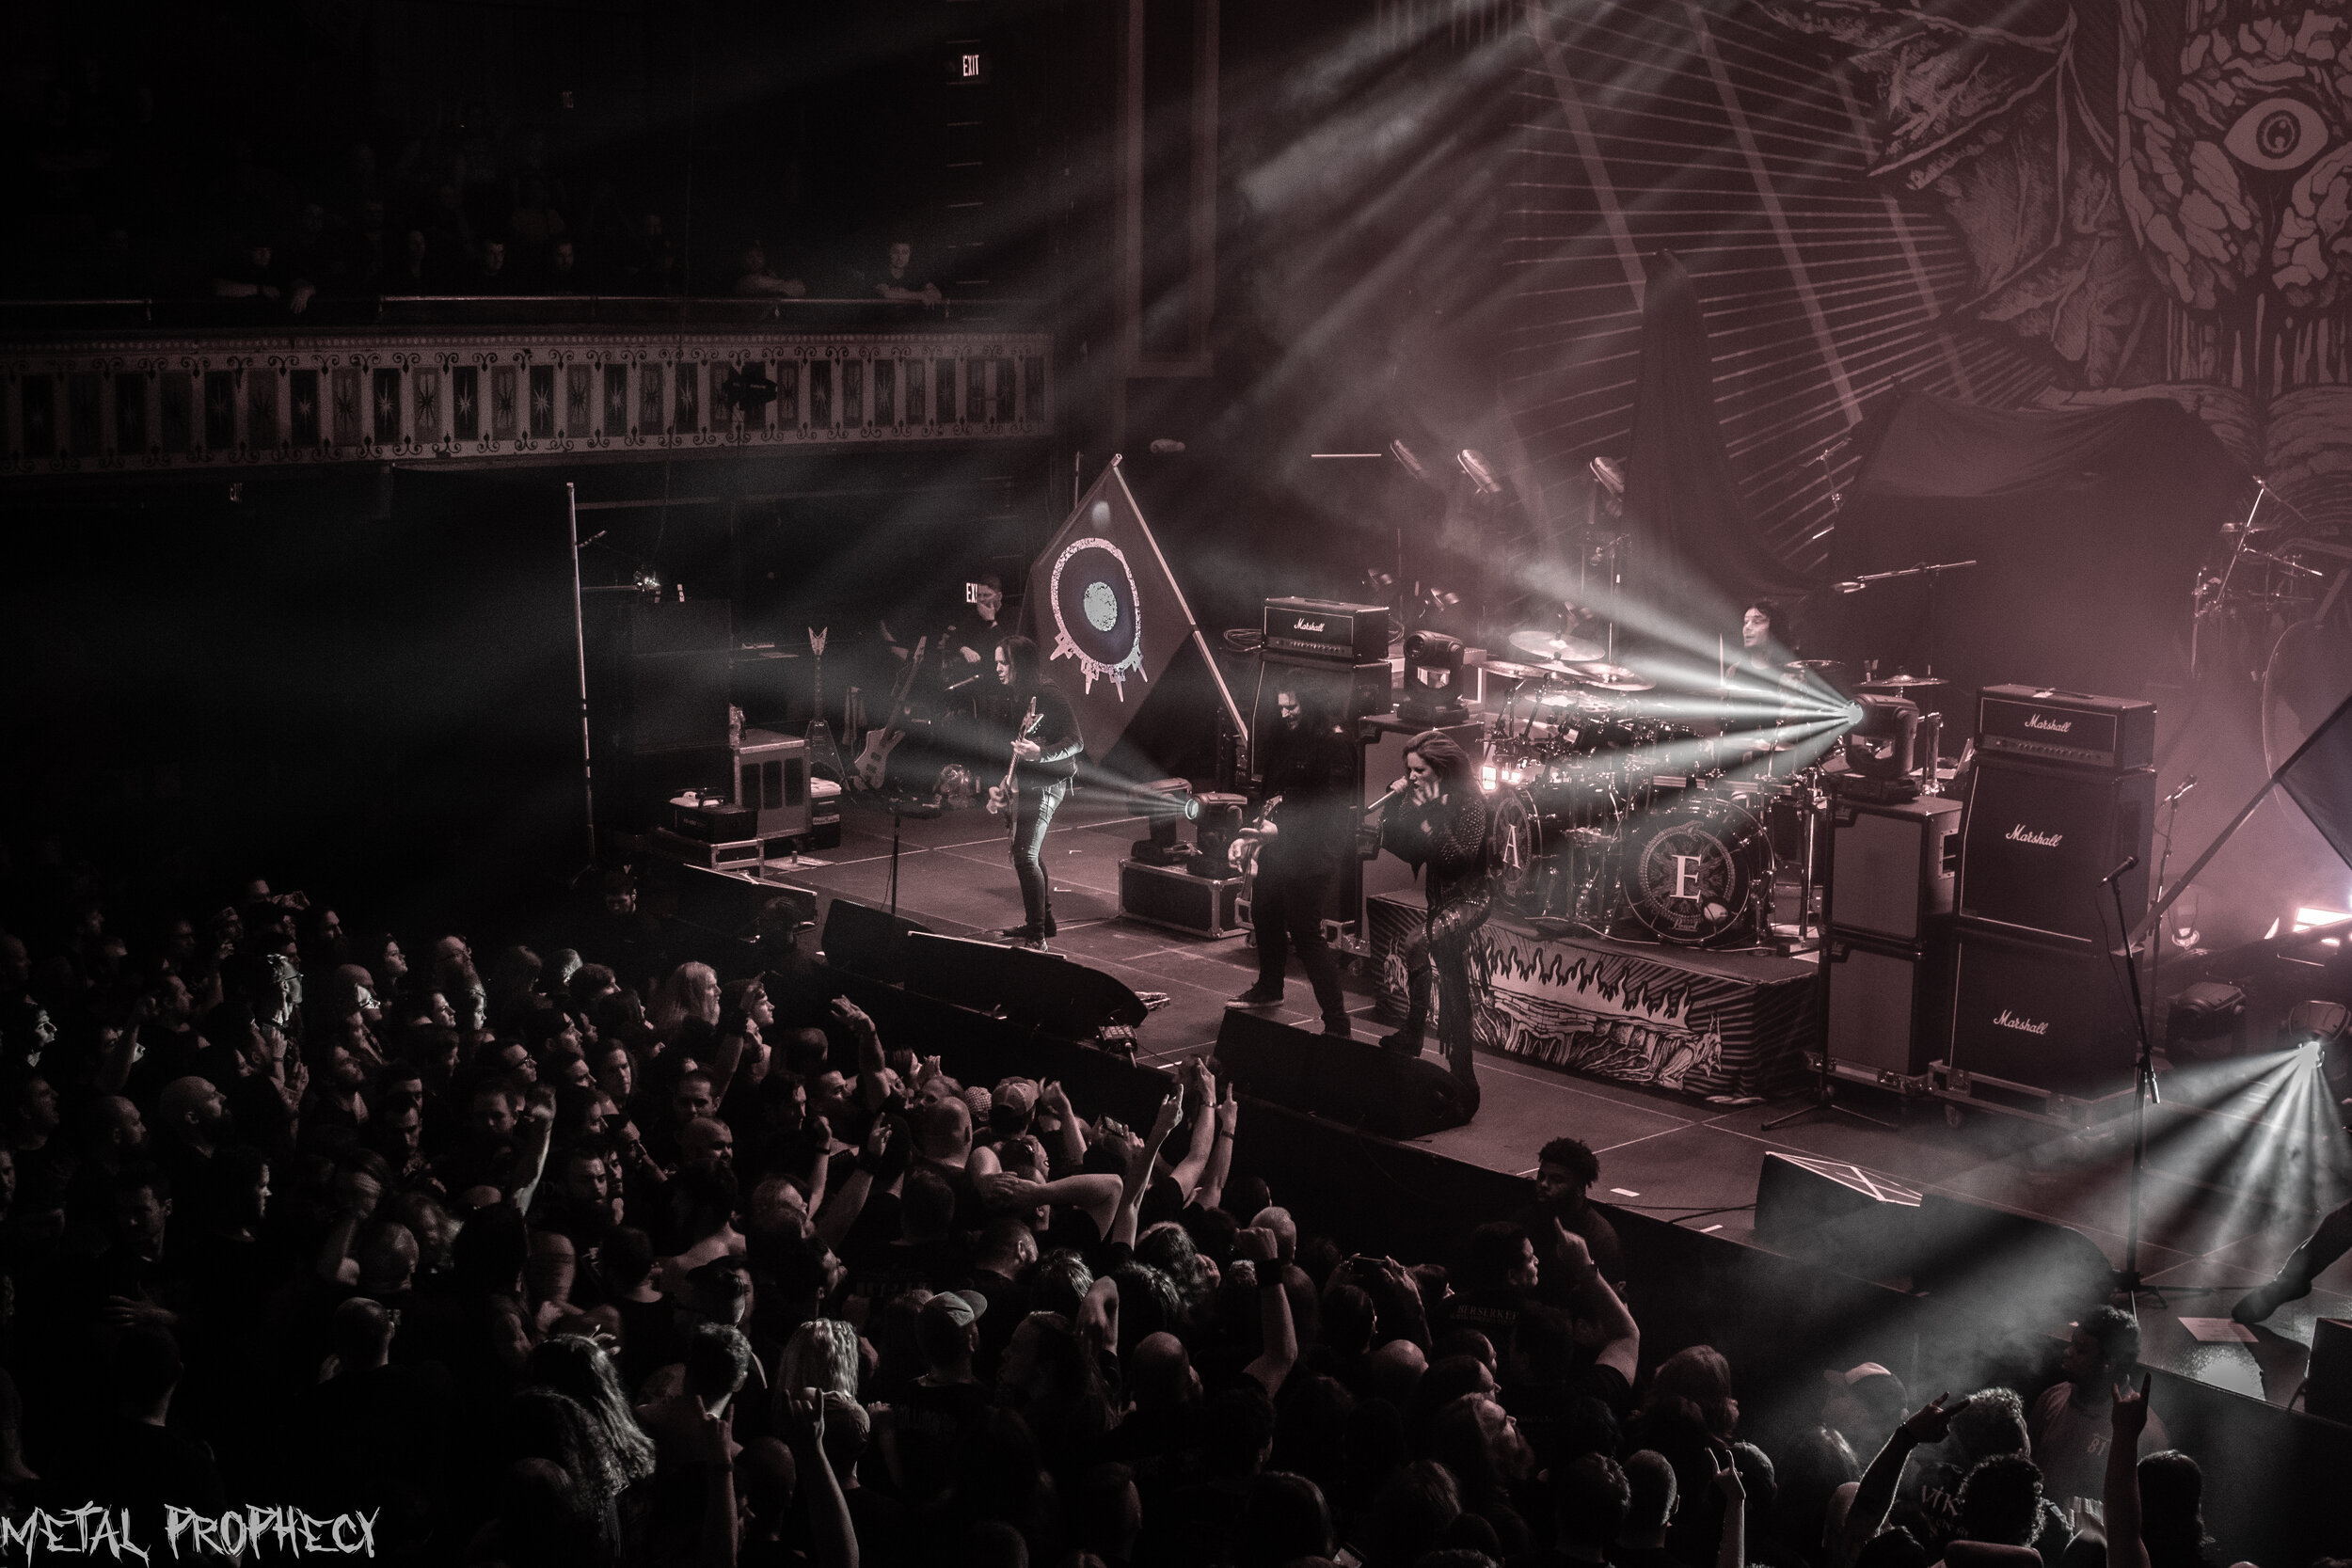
left=774, top=789, right=2352, bottom=1414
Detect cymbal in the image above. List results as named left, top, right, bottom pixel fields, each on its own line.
left=1481, top=659, right=1544, bottom=683
left=1575, top=661, right=1655, bottom=692
left=1863, top=673, right=1947, bottom=689
left=1510, top=628, right=1606, bottom=663
left=1784, top=658, right=1839, bottom=671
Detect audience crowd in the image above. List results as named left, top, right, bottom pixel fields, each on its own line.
left=22, top=55, right=942, bottom=309
left=0, top=852, right=2320, bottom=1568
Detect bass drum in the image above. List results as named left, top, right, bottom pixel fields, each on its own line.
left=1487, top=787, right=1556, bottom=915
left=1620, top=796, right=1772, bottom=945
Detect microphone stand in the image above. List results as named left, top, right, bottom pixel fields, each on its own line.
left=2107, top=866, right=2163, bottom=1303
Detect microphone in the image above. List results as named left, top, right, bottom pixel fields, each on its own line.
left=1834, top=580, right=1867, bottom=594
left=2101, top=854, right=2139, bottom=885
left=2166, top=774, right=2198, bottom=805
left=577, top=530, right=609, bottom=548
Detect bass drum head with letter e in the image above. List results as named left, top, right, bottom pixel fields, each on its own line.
left=1621, top=798, right=1771, bottom=945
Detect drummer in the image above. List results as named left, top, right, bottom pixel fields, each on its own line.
left=1733, top=598, right=1788, bottom=681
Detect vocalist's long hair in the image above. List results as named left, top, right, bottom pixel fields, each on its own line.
left=1405, top=730, right=1471, bottom=785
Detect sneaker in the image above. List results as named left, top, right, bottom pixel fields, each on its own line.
left=1227, top=986, right=1284, bottom=1009
left=997, top=925, right=1041, bottom=942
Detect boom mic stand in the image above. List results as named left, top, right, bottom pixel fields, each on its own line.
left=2107, top=859, right=2166, bottom=1303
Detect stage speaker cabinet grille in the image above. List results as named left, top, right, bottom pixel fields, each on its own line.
left=1822, top=933, right=1947, bottom=1088
left=1956, top=757, right=2153, bottom=951
left=1946, top=928, right=2136, bottom=1098
left=1826, top=796, right=1960, bottom=944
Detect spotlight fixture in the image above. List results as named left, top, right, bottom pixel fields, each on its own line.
left=1401, top=631, right=1467, bottom=724
left=2286, top=1001, right=2350, bottom=1112
left=1389, top=439, right=1433, bottom=484
left=1587, top=455, right=1625, bottom=497
left=1842, top=695, right=1920, bottom=781
left=1458, top=449, right=1504, bottom=497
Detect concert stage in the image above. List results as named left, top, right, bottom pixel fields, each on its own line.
left=766, top=787, right=2352, bottom=1430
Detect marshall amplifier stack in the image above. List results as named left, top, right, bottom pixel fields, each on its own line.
left=1941, top=686, right=2153, bottom=1120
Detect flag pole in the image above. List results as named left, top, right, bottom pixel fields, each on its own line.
left=1105, top=455, right=1249, bottom=742
left=2129, top=687, right=2352, bottom=944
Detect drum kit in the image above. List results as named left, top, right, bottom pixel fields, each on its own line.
left=1474, top=627, right=1823, bottom=948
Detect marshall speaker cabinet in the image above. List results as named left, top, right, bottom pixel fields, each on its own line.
left=1825, top=797, right=1961, bottom=945
left=1822, top=934, right=1948, bottom=1091
left=1946, top=928, right=2137, bottom=1101
left=1956, top=758, right=2153, bottom=951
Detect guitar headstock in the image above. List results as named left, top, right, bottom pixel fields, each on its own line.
left=807, top=626, right=829, bottom=658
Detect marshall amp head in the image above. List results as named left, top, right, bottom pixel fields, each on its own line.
left=1976, top=686, right=2154, bottom=771
left=1263, top=597, right=1391, bottom=664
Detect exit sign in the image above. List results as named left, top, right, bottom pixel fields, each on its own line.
left=946, top=42, right=990, bottom=83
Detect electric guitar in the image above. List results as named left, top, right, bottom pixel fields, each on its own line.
left=852, top=635, right=927, bottom=790
left=985, top=698, right=1042, bottom=833
left=804, top=627, right=848, bottom=784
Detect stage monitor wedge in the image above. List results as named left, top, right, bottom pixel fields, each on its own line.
left=903, top=931, right=1146, bottom=1039
left=1214, top=1009, right=1473, bottom=1140
left=820, top=898, right=933, bottom=986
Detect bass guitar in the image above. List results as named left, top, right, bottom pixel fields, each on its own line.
left=985, top=698, right=1041, bottom=833
left=852, top=634, right=927, bottom=791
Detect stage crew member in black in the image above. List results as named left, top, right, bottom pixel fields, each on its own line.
left=993, top=634, right=1083, bottom=949
left=1378, top=731, right=1493, bottom=1113
left=1229, top=689, right=1358, bottom=1037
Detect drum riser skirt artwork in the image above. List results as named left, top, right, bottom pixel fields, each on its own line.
left=1366, top=895, right=1818, bottom=1101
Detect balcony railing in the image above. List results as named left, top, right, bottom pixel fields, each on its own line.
left=2, top=297, right=1053, bottom=479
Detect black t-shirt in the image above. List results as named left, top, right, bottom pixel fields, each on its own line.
left=840, top=1235, right=971, bottom=1308
left=1258, top=719, right=1359, bottom=865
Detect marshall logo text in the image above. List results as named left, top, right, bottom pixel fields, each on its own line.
left=2023, top=713, right=2075, bottom=734
left=1993, top=1009, right=2051, bottom=1036
left=2005, top=825, right=2063, bottom=848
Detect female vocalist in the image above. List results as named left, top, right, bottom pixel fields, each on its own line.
left=1376, top=731, right=1492, bottom=1114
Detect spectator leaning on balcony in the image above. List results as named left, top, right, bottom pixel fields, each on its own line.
left=731, top=241, right=806, bottom=299
left=213, top=234, right=311, bottom=316
left=872, top=238, right=943, bottom=305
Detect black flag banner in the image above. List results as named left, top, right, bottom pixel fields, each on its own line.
left=2280, top=689, right=2352, bottom=876
left=1027, top=459, right=1199, bottom=763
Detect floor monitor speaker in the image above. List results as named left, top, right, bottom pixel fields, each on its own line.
left=820, top=898, right=932, bottom=986
left=902, top=932, right=1146, bottom=1039
left=1214, top=1009, right=1474, bottom=1139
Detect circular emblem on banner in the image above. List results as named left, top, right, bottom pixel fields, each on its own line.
left=1048, top=533, right=1147, bottom=694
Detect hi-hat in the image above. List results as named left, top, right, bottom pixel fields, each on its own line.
left=1481, top=659, right=1544, bottom=683
left=1575, top=661, right=1655, bottom=691
left=1863, top=673, right=1947, bottom=689
left=1785, top=658, right=1839, bottom=671
left=1511, top=628, right=1606, bottom=663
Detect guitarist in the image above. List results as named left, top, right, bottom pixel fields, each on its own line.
left=993, top=634, right=1082, bottom=948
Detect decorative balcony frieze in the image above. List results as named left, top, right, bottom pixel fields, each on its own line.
left=1, top=325, right=1052, bottom=477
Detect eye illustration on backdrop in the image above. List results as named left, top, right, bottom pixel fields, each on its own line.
left=2225, top=97, right=2329, bottom=172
